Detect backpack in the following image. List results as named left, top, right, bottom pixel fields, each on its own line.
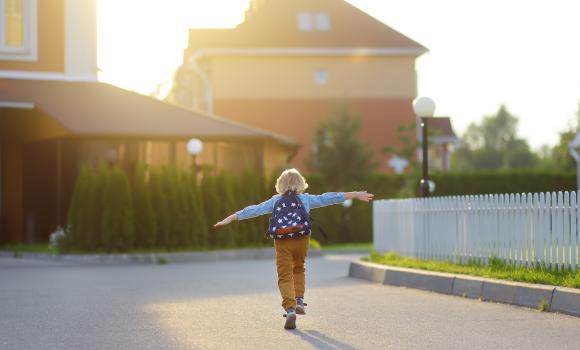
left=267, top=191, right=312, bottom=239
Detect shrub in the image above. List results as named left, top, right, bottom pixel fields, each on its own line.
left=101, top=166, right=134, bottom=252
left=132, top=163, right=157, bottom=248
left=65, top=165, right=93, bottom=249
left=430, top=170, right=575, bottom=196
left=186, top=171, right=208, bottom=248
left=149, top=168, right=170, bottom=248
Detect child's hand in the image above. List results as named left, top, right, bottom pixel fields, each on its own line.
left=355, top=191, right=374, bottom=202
left=214, top=213, right=237, bottom=228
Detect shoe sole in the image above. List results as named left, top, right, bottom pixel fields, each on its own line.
left=284, top=313, right=296, bottom=329
left=296, top=306, right=306, bottom=315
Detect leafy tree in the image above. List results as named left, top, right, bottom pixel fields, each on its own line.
left=101, top=166, right=134, bottom=252
left=546, top=101, right=580, bottom=172
left=452, top=105, right=537, bottom=170
left=309, top=104, right=377, bottom=190
left=132, top=163, right=157, bottom=248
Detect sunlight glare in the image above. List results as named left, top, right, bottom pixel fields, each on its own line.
left=97, top=0, right=250, bottom=95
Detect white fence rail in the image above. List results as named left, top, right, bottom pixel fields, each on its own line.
left=373, top=192, right=580, bottom=271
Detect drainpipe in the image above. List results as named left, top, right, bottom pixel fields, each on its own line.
left=188, top=51, right=214, bottom=115
left=188, top=53, right=213, bottom=114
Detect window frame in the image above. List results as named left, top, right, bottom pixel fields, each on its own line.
left=297, top=12, right=313, bottom=32
left=314, top=12, right=331, bottom=31
left=0, top=0, right=37, bottom=61
left=314, top=68, right=328, bottom=85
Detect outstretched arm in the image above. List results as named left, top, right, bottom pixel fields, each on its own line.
left=214, top=195, right=277, bottom=228
left=344, top=191, right=374, bottom=202
left=305, top=191, right=374, bottom=209
left=214, top=213, right=237, bottom=227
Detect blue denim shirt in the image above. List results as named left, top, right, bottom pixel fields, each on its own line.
left=236, top=192, right=346, bottom=220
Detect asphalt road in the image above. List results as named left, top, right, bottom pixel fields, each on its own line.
left=2, top=254, right=580, bottom=350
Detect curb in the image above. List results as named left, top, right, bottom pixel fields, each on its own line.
left=349, top=260, right=579, bottom=318
left=0, top=248, right=323, bottom=265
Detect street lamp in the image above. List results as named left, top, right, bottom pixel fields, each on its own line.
left=412, top=96, right=436, bottom=197
left=187, top=138, right=203, bottom=178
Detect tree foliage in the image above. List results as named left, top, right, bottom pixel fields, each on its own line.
left=452, top=105, right=538, bottom=170
left=543, top=101, right=580, bottom=172
left=132, top=163, right=157, bottom=248
left=309, top=104, right=377, bottom=190
left=101, top=166, right=134, bottom=252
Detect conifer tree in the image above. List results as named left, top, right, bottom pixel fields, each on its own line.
left=132, top=163, right=157, bottom=248
left=149, top=167, right=170, bottom=248
left=186, top=171, right=208, bottom=248
left=101, top=166, right=134, bottom=252
left=66, top=165, right=93, bottom=250
left=201, top=171, right=221, bottom=247
left=309, top=104, right=376, bottom=190
left=85, top=164, right=108, bottom=250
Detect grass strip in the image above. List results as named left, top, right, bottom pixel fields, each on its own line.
left=365, top=251, right=580, bottom=289
left=320, top=242, right=372, bottom=251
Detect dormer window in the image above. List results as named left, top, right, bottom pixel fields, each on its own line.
left=314, top=69, right=327, bottom=85
left=315, top=13, right=330, bottom=31
left=0, top=0, right=37, bottom=61
left=297, top=12, right=331, bottom=32
left=297, top=12, right=313, bottom=31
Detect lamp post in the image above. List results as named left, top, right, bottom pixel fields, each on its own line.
left=187, top=138, right=203, bottom=178
left=412, top=96, right=436, bottom=197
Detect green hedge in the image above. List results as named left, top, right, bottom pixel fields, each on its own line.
left=304, top=173, right=405, bottom=243
left=430, top=171, right=576, bottom=196
left=64, top=165, right=272, bottom=252
left=64, top=167, right=576, bottom=252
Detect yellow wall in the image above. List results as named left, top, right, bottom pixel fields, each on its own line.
left=0, top=0, right=65, bottom=72
left=206, top=55, right=417, bottom=99
left=262, top=141, right=294, bottom=178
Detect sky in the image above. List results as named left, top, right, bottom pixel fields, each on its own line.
left=97, top=0, right=580, bottom=149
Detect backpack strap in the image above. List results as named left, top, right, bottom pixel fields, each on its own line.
left=309, top=215, right=329, bottom=242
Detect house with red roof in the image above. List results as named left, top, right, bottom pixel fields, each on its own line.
left=172, top=0, right=431, bottom=172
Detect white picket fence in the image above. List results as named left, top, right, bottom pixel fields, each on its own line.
left=373, top=192, right=580, bottom=271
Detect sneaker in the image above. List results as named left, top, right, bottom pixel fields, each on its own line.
left=296, top=297, right=306, bottom=315
left=284, top=308, right=296, bottom=329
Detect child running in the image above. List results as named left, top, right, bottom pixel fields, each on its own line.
left=214, top=168, right=374, bottom=330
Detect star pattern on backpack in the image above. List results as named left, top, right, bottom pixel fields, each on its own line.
left=268, top=192, right=312, bottom=240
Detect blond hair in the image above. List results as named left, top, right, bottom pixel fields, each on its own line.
left=275, top=168, right=309, bottom=194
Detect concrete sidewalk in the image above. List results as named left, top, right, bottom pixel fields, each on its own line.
left=349, top=259, right=580, bottom=318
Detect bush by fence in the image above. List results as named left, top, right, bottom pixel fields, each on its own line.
left=63, top=167, right=406, bottom=252
left=430, top=171, right=576, bottom=196
left=63, top=166, right=576, bottom=252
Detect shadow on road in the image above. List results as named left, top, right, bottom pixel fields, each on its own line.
left=292, top=329, right=359, bottom=350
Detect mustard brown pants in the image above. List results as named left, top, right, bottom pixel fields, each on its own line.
left=273, top=234, right=309, bottom=310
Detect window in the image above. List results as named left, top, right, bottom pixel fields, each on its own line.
left=0, top=0, right=37, bottom=61
left=314, top=69, right=327, bottom=85
left=297, top=12, right=313, bottom=31
left=315, top=13, right=331, bottom=31
left=297, top=12, right=331, bottom=32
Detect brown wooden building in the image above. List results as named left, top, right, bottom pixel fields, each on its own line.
left=0, top=0, right=299, bottom=243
